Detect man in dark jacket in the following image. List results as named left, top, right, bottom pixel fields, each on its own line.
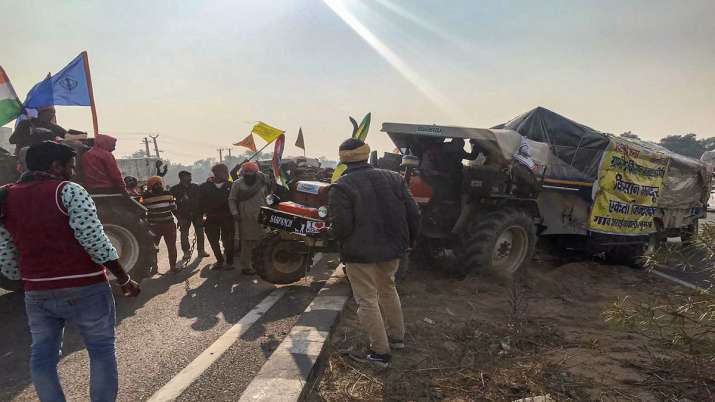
left=9, top=106, right=67, bottom=155
left=199, top=164, right=235, bottom=270
left=328, top=138, right=420, bottom=368
left=171, top=171, right=209, bottom=261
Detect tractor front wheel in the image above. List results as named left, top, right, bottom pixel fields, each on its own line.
left=253, top=233, right=313, bottom=284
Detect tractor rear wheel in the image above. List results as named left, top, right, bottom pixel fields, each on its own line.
left=253, top=233, right=313, bottom=284
left=455, top=207, right=536, bottom=278
left=95, top=199, right=156, bottom=283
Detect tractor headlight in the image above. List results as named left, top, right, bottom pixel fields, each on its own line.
left=318, top=206, right=329, bottom=219
left=266, top=194, right=277, bottom=206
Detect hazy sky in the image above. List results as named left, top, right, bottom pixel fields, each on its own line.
left=2, top=0, right=714, bottom=164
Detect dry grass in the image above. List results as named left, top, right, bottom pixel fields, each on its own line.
left=308, top=256, right=715, bottom=401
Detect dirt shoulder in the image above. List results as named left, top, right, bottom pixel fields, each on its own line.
left=308, top=257, right=714, bottom=401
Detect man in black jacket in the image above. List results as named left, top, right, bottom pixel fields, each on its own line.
left=10, top=106, right=67, bottom=155
left=171, top=171, right=210, bottom=261
left=329, top=138, right=420, bottom=368
left=198, top=164, right=235, bottom=270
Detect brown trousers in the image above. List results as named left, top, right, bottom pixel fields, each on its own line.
left=346, top=259, right=405, bottom=354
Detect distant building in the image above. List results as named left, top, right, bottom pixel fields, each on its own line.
left=117, top=157, right=161, bottom=183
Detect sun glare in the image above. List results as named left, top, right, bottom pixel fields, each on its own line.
left=322, top=0, right=458, bottom=116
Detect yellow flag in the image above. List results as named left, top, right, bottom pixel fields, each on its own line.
left=331, top=164, right=347, bottom=183
left=251, top=122, right=285, bottom=144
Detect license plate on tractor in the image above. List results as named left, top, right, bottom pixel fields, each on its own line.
left=259, top=207, right=329, bottom=238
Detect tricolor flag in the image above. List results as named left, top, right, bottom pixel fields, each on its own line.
left=272, top=134, right=288, bottom=188
left=234, top=133, right=257, bottom=152
left=251, top=121, right=284, bottom=144
left=0, top=67, right=22, bottom=126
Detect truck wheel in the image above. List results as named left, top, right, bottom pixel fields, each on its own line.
left=253, top=233, right=312, bottom=284
left=681, top=221, right=699, bottom=246
left=604, top=236, right=658, bottom=269
left=100, top=211, right=156, bottom=284
left=455, top=208, right=536, bottom=278
left=604, top=245, right=643, bottom=268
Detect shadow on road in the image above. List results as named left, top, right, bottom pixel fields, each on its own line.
left=0, top=256, right=210, bottom=401
left=177, top=262, right=274, bottom=331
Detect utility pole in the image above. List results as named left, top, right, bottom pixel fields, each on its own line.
left=217, top=148, right=224, bottom=163
left=142, top=137, right=151, bottom=158
left=150, top=134, right=161, bottom=159
left=227, top=148, right=232, bottom=158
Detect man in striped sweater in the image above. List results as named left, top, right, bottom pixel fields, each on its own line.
left=141, top=176, right=179, bottom=272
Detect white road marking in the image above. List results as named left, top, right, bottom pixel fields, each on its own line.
left=651, top=269, right=708, bottom=292
left=147, top=288, right=287, bottom=402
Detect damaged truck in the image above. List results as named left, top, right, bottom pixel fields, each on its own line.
left=383, top=107, right=710, bottom=274
left=253, top=107, right=711, bottom=283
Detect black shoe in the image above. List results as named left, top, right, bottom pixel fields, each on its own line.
left=211, top=262, right=224, bottom=270
left=242, top=267, right=256, bottom=275
left=349, top=350, right=391, bottom=368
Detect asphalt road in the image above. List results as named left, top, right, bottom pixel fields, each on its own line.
left=0, top=244, right=337, bottom=402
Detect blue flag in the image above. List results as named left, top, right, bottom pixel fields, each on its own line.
left=24, top=53, right=91, bottom=109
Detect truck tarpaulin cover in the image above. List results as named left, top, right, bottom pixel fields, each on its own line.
left=496, top=107, right=710, bottom=233
left=493, top=106, right=609, bottom=181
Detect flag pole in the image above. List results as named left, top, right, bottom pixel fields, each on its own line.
left=247, top=141, right=272, bottom=161
left=81, top=51, right=99, bottom=136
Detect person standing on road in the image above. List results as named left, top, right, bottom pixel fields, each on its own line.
left=0, top=141, right=140, bottom=402
left=170, top=171, right=210, bottom=262
left=228, top=162, right=269, bottom=275
left=328, top=138, right=420, bottom=368
left=141, top=176, right=180, bottom=273
left=199, top=164, right=235, bottom=270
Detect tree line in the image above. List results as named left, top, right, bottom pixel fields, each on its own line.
left=619, top=131, right=715, bottom=159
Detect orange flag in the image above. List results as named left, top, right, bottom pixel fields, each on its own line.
left=234, top=133, right=257, bottom=152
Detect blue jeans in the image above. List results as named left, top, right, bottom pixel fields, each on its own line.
left=24, top=282, right=118, bottom=402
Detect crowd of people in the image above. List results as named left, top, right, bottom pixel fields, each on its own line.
left=133, top=161, right=271, bottom=275
left=0, top=106, right=422, bottom=400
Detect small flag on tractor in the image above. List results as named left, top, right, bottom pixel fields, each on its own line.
left=332, top=112, right=371, bottom=183
left=233, top=133, right=257, bottom=152
left=251, top=121, right=285, bottom=144
left=295, top=127, right=305, bottom=151
left=272, top=134, right=289, bottom=188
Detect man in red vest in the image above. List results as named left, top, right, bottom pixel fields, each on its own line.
left=0, top=141, right=140, bottom=402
